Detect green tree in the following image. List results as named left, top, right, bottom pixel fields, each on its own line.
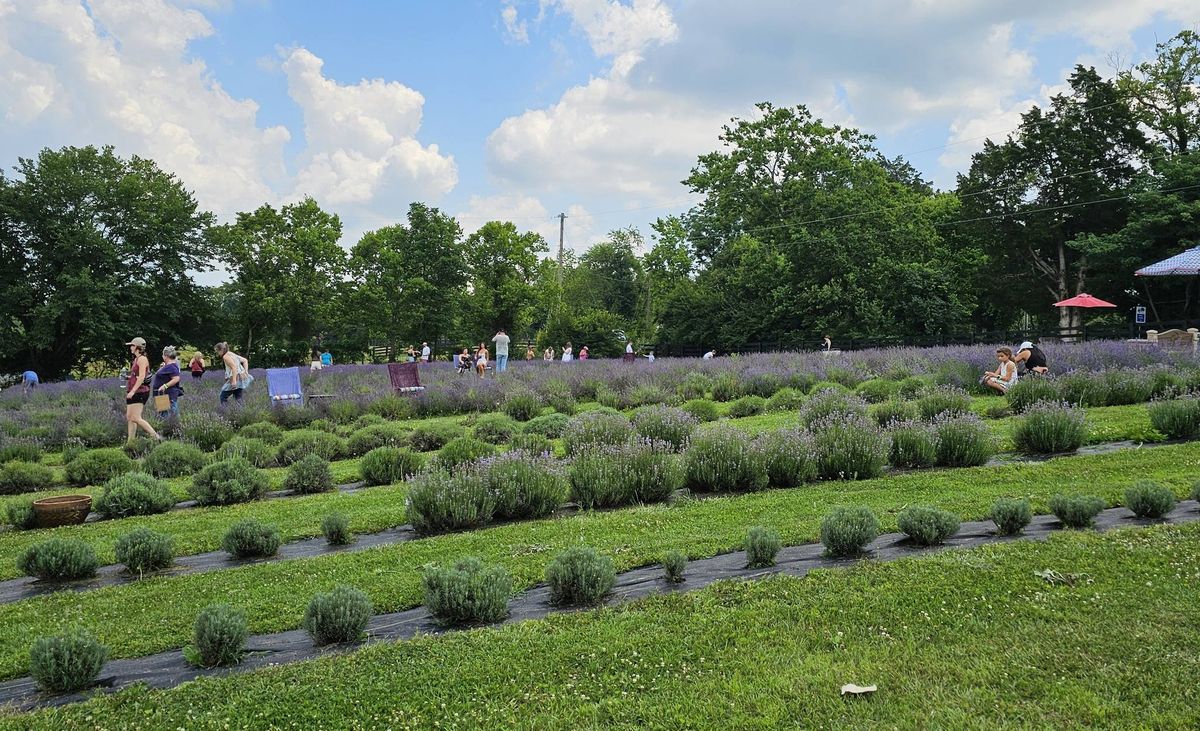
left=209, top=198, right=344, bottom=364
left=1117, top=30, right=1200, bottom=154
left=957, top=67, right=1148, bottom=330
left=345, top=203, right=464, bottom=357
left=0, top=145, right=214, bottom=378
left=462, top=221, right=546, bottom=338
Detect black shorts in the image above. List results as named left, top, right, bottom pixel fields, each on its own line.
left=126, top=391, right=149, bottom=406
left=191, top=371, right=204, bottom=379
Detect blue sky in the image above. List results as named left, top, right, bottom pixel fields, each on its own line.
left=0, top=0, right=1196, bottom=274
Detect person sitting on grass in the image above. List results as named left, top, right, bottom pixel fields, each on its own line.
left=982, top=347, right=1018, bottom=394
left=455, top=347, right=473, bottom=374
left=1013, top=340, right=1049, bottom=375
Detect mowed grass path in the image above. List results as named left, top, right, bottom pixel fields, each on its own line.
left=6, top=522, right=1199, bottom=730
left=0, top=442, right=1196, bottom=682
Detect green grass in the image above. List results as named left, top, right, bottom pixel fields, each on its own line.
left=0, top=441, right=1196, bottom=682
left=6, top=522, right=1199, bottom=729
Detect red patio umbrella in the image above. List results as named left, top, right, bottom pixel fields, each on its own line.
left=1053, top=293, right=1116, bottom=308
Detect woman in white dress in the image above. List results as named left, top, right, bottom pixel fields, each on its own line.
left=561, top=342, right=573, bottom=362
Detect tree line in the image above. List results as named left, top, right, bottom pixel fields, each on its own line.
left=3, top=31, right=1199, bottom=379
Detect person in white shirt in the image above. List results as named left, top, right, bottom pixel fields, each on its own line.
left=645, top=351, right=655, bottom=363
left=561, top=342, right=573, bottom=362
left=702, top=350, right=715, bottom=360
left=491, top=330, right=511, bottom=373
left=625, top=341, right=634, bottom=354
left=419, top=342, right=431, bottom=362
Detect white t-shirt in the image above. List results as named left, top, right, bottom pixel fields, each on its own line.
left=703, top=351, right=715, bottom=360
left=561, top=348, right=572, bottom=362
left=492, top=333, right=510, bottom=356
left=420, top=345, right=430, bottom=361
left=626, top=343, right=634, bottom=353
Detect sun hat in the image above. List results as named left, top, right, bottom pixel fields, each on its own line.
left=125, top=337, right=147, bottom=348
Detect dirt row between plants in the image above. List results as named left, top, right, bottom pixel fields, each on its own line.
left=0, top=438, right=1176, bottom=605
left=1, top=500, right=1196, bottom=713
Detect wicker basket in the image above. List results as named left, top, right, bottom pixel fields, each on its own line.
left=32, top=495, right=92, bottom=528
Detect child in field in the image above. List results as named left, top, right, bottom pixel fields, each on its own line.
left=982, top=347, right=1018, bottom=394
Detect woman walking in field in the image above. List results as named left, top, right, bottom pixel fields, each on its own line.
left=215, top=341, right=252, bottom=404
left=123, top=337, right=159, bottom=441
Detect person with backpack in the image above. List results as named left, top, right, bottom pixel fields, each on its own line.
left=188, top=352, right=206, bottom=380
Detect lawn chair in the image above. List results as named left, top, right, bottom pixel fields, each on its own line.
left=267, top=367, right=305, bottom=406
left=388, top=362, right=426, bottom=394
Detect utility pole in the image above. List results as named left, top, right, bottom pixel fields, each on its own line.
left=557, top=212, right=566, bottom=286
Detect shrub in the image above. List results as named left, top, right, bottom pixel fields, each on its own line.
left=18, top=538, right=99, bottom=581
left=897, top=505, right=960, bottom=546
left=484, top=451, right=568, bottom=520
left=683, top=425, right=768, bottom=493
left=122, top=436, right=158, bottom=460
left=143, top=441, right=207, bottom=478
left=368, top=394, right=413, bottom=420
left=323, top=398, right=363, bottom=425
left=871, top=399, right=917, bottom=427
left=887, top=421, right=937, bottom=469
left=1056, top=372, right=1109, bottom=408
left=562, top=411, right=633, bottom=456
left=283, top=453, right=335, bottom=494
left=810, top=414, right=888, bottom=480
left=856, top=378, right=898, bottom=403
left=346, top=423, right=411, bottom=457
left=753, top=428, right=816, bottom=487
left=422, top=557, right=513, bottom=625
left=0, top=460, right=56, bottom=494
left=269, top=404, right=318, bottom=430
left=594, top=385, right=627, bottom=410
left=322, top=512, right=354, bottom=545
left=180, top=413, right=235, bottom=452
left=1148, top=397, right=1200, bottom=440
left=932, top=361, right=978, bottom=392
left=570, top=440, right=682, bottom=508
left=629, top=383, right=673, bottom=407
left=60, top=439, right=86, bottom=465
left=473, top=413, right=517, bottom=444
left=67, top=418, right=123, bottom=448
left=187, top=604, right=247, bottom=668
left=1012, top=402, right=1087, bottom=454
left=681, top=399, right=720, bottom=423
left=189, top=457, right=269, bottom=506
left=546, top=547, right=615, bottom=606
left=501, top=392, right=543, bottom=422
left=6, top=501, right=36, bottom=530
left=238, top=421, right=284, bottom=445
left=1149, top=368, right=1185, bottom=398
left=408, top=422, right=465, bottom=452
left=916, top=387, right=971, bottom=421
left=360, top=446, right=423, bottom=486
left=114, top=527, right=174, bottom=574
left=727, top=395, right=767, bottom=418
left=745, top=526, right=782, bottom=568
left=662, top=550, right=687, bottom=583
left=545, top=389, right=577, bottom=416
left=820, top=506, right=881, bottom=557
left=632, top=405, right=698, bottom=451
left=1192, top=479, right=1200, bottom=503
left=276, top=429, right=346, bottom=465
left=29, top=630, right=108, bottom=693
left=1005, top=378, right=1059, bottom=413
left=765, top=387, right=805, bottom=412
left=0, top=438, right=42, bottom=464
left=1049, top=494, right=1106, bottom=528
left=523, top=413, right=571, bottom=439
left=406, top=469, right=496, bottom=535
left=933, top=414, right=994, bottom=468
left=990, top=498, right=1033, bottom=536
left=800, top=388, right=868, bottom=427
left=94, top=472, right=176, bottom=518
left=221, top=519, right=281, bottom=558
left=710, top=372, right=741, bottom=402
left=897, top=376, right=927, bottom=399
left=215, top=436, right=277, bottom=468
left=432, top=437, right=495, bottom=473
left=1104, top=370, right=1155, bottom=406
left=742, top=372, right=784, bottom=399
left=826, top=366, right=866, bottom=389
left=1124, top=480, right=1176, bottom=519
left=303, top=585, right=372, bottom=645
left=64, top=448, right=134, bottom=487
left=509, top=432, right=554, bottom=455
left=676, top=372, right=711, bottom=401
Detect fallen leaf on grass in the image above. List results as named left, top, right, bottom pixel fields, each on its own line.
left=841, top=684, right=877, bottom=696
